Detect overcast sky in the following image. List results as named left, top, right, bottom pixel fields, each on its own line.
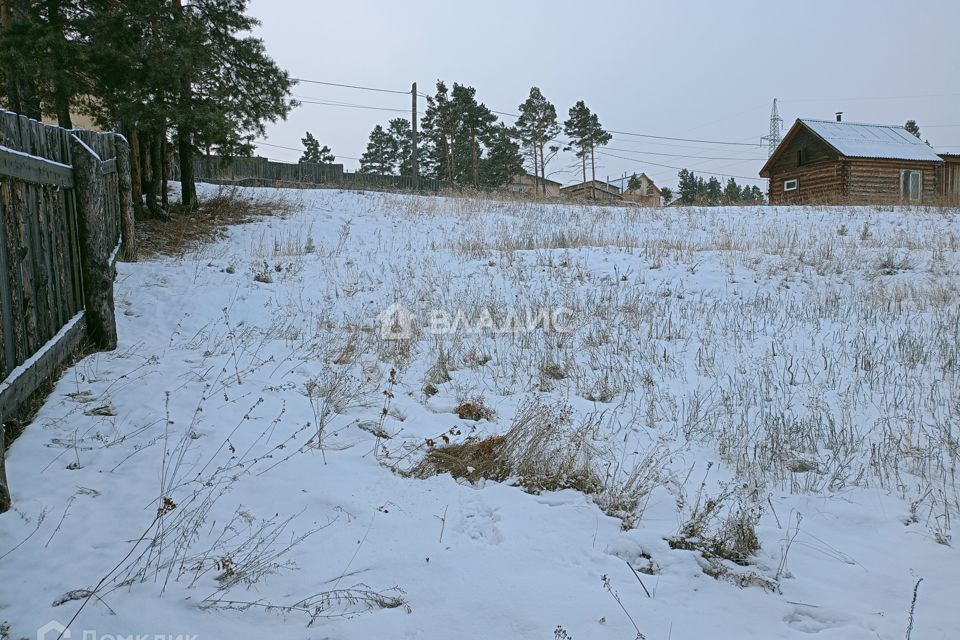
left=247, top=0, right=960, bottom=190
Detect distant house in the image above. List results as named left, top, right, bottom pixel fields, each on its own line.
left=507, top=171, right=562, bottom=197
left=621, top=173, right=662, bottom=206
left=759, top=116, right=945, bottom=204
left=560, top=180, right=622, bottom=201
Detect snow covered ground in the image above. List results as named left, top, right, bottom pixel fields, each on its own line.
left=2, top=185, right=958, bottom=640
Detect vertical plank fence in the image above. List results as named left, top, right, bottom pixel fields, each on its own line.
left=0, top=109, right=133, bottom=512
left=169, top=154, right=467, bottom=194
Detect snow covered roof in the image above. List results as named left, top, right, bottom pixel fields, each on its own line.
left=800, top=119, right=943, bottom=162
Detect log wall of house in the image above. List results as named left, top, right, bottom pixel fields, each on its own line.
left=846, top=159, right=939, bottom=204
left=765, top=128, right=843, bottom=204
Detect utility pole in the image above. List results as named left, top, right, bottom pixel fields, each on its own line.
left=411, top=82, right=420, bottom=189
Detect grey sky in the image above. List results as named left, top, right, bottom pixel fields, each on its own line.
left=247, top=0, right=960, bottom=190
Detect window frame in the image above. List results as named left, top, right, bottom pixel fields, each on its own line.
left=899, top=169, right=922, bottom=203
left=784, top=178, right=798, bottom=192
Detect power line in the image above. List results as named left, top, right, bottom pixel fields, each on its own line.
left=254, top=139, right=360, bottom=161
left=292, top=78, right=410, bottom=95
left=604, top=146, right=766, bottom=161
left=607, top=129, right=760, bottom=146
left=597, top=150, right=767, bottom=182
left=290, top=97, right=413, bottom=115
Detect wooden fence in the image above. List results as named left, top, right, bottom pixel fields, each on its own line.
left=0, top=109, right=134, bottom=512
left=169, top=154, right=463, bottom=193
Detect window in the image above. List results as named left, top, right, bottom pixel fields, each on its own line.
left=797, top=148, right=808, bottom=166
left=784, top=178, right=798, bottom=191
left=900, top=169, right=922, bottom=203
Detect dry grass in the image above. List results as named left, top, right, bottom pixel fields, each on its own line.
left=412, top=399, right=601, bottom=495
left=136, top=186, right=302, bottom=259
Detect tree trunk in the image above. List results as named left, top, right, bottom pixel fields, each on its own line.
left=161, top=132, right=169, bottom=210
left=54, top=87, right=72, bottom=129
left=177, top=129, right=195, bottom=209
left=128, top=126, right=142, bottom=209
left=150, top=133, right=163, bottom=214
left=141, top=131, right=162, bottom=217
left=539, top=143, right=547, bottom=197
left=471, top=134, right=479, bottom=187
left=115, top=136, right=137, bottom=262
left=531, top=145, right=539, bottom=198
left=590, top=146, right=597, bottom=200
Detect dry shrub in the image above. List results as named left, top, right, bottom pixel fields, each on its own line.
left=413, top=399, right=601, bottom=494
left=454, top=396, right=495, bottom=421
left=668, top=480, right=762, bottom=566
left=136, top=186, right=302, bottom=258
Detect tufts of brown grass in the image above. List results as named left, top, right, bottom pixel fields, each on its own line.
left=412, top=399, right=601, bottom=495
left=136, top=186, right=302, bottom=259
left=454, top=396, right=495, bottom=421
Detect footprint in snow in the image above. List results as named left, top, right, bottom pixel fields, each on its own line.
left=455, top=498, right=503, bottom=545
left=783, top=606, right=850, bottom=633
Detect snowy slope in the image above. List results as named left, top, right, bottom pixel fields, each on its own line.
left=1, top=186, right=958, bottom=640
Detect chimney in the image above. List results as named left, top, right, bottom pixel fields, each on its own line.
left=835, top=112, right=843, bottom=123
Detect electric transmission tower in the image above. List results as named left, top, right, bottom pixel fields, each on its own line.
left=761, top=98, right=783, bottom=157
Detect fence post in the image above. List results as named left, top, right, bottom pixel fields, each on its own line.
left=71, top=134, right=118, bottom=350
left=115, top=136, right=137, bottom=262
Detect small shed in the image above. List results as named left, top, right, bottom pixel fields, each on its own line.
left=560, top=180, right=622, bottom=201
left=938, top=154, right=960, bottom=205
left=507, top=171, right=562, bottom=197
left=759, top=117, right=945, bottom=204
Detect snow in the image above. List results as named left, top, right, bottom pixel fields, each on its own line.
left=1, top=185, right=958, bottom=640
left=801, top=119, right=944, bottom=162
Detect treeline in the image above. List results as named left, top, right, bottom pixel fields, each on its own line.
left=675, top=169, right=765, bottom=205
left=356, top=82, right=615, bottom=191
left=0, top=0, right=293, bottom=215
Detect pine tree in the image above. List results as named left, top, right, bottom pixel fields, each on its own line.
left=0, top=0, right=88, bottom=126
left=750, top=185, right=765, bottom=203
left=386, top=118, right=414, bottom=176
left=564, top=100, right=593, bottom=185
left=660, top=186, right=673, bottom=204
left=169, top=0, right=294, bottom=209
left=451, top=83, right=496, bottom=186
left=627, top=173, right=643, bottom=191
left=359, top=124, right=397, bottom=175
left=562, top=100, right=610, bottom=198
left=677, top=169, right=697, bottom=204
left=723, top=177, right=742, bottom=204
left=705, top=177, right=722, bottom=205
left=479, top=123, right=524, bottom=188
left=585, top=112, right=612, bottom=197
left=516, top=87, right=560, bottom=197
left=299, top=131, right=334, bottom=163
left=419, top=81, right=455, bottom=180
left=904, top=119, right=921, bottom=139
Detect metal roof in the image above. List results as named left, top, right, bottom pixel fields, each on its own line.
left=800, top=119, right=944, bottom=162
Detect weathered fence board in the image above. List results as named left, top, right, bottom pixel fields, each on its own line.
left=169, top=154, right=466, bottom=194
left=0, top=109, right=134, bottom=513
